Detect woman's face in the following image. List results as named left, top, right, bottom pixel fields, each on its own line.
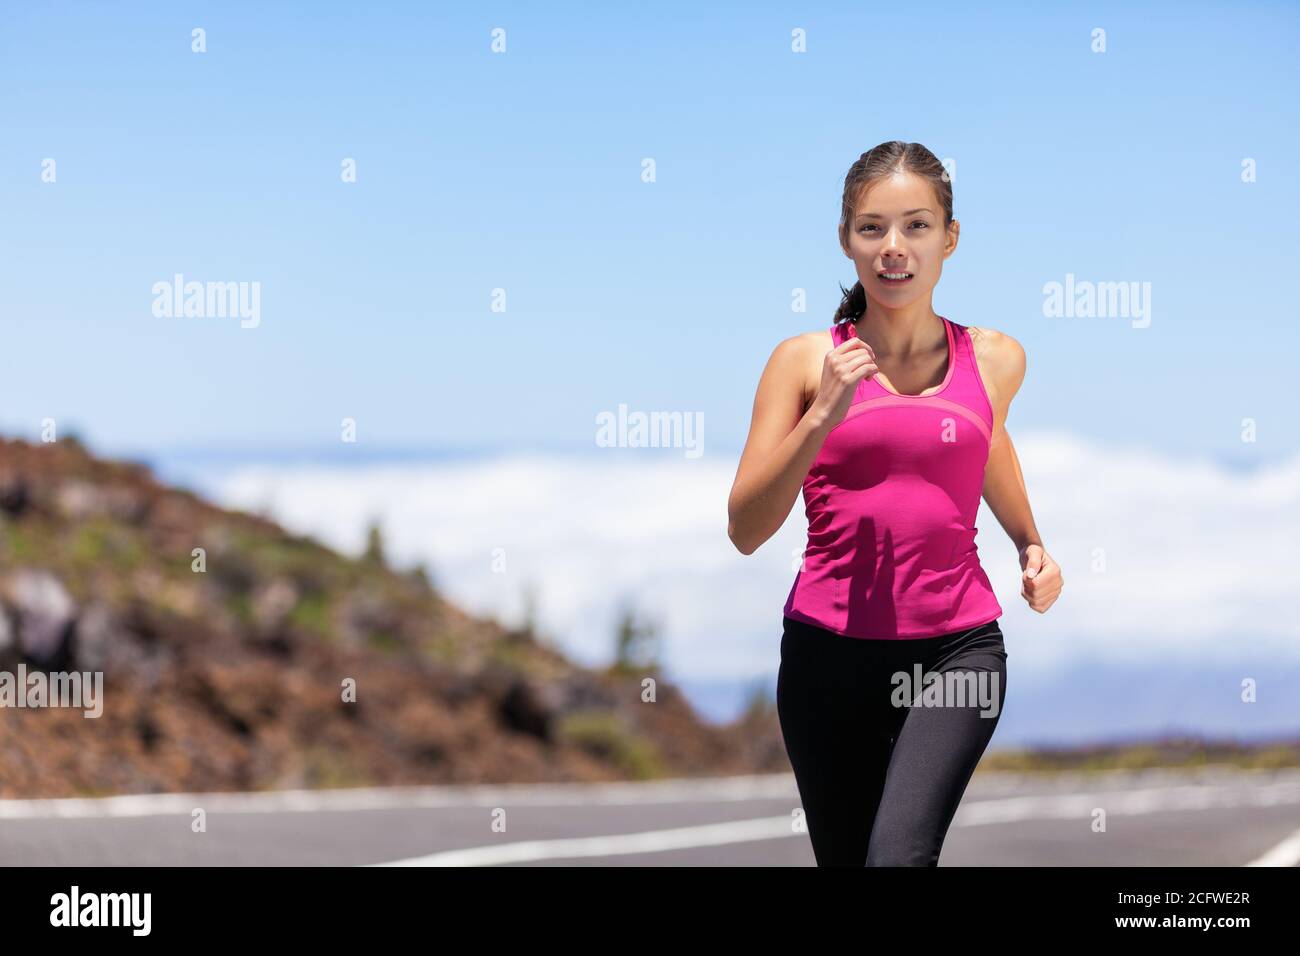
left=840, top=169, right=958, bottom=308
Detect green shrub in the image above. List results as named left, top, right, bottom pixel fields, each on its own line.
left=558, top=709, right=664, bottom=779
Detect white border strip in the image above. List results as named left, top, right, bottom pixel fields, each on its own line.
left=0, top=773, right=800, bottom=819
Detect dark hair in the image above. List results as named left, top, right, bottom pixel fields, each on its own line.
left=833, top=141, right=954, bottom=325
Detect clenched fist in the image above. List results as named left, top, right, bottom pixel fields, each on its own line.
left=1019, top=543, right=1062, bottom=613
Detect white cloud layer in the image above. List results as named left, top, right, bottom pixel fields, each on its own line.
left=194, top=431, right=1300, bottom=684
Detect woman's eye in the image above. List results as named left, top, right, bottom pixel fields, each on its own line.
left=858, top=222, right=928, bottom=233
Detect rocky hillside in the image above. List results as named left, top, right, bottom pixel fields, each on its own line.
left=0, top=437, right=787, bottom=797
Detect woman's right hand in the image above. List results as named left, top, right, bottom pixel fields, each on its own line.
left=810, top=331, right=879, bottom=429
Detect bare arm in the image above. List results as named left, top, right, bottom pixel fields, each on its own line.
left=727, top=333, right=875, bottom=555
left=975, top=327, right=1064, bottom=613
left=978, top=330, right=1039, bottom=551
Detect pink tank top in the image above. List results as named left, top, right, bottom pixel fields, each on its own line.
left=783, top=315, right=1004, bottom=639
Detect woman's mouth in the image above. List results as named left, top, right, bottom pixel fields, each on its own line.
left=877, top=271, right=914, bottom=287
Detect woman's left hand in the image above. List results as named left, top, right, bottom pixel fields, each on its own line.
left=1019, top=544, right=1062, bottom=613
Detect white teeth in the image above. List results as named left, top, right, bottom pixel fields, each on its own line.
left=881, top=273, right=912, bottom=279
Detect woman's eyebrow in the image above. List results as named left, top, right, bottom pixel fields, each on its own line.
left=856, top=208, right=934, bottom=220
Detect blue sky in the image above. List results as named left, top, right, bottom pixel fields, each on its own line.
left=1, top=1, right=1297, bottom=468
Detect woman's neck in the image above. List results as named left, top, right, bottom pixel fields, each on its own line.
left=854, top=302, right=944, bottom=358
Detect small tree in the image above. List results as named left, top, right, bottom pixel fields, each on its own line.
left=518, top=580, right=540, bottom=640
left=740, top=676, right=777, bottom=722
left=611, top=597, right=662, bottom=674
left=363, top=518, right=386, bottom=567
left=407, top=562, right=434, bottom=591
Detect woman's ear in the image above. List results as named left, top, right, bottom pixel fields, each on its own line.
left=944, top=219, right=960, bottom=257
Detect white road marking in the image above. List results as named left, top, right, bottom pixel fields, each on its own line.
left=372, top=816, right=800, bottom=866
left=1244, top=826, right=1300, bottom=867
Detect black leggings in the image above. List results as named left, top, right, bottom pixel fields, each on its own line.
left=776, top=614, right=1008, bottom=866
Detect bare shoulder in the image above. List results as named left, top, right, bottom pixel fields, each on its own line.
left=789, top=327, right=837, bottom=358
left=966, top=325, right=1026, bottom=410
left=765, top=328, right=832, bottom=370
left=763, top=328, right=835, bottom=409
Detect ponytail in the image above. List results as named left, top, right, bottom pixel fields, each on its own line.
left=832, top=280, right=866, bottom=325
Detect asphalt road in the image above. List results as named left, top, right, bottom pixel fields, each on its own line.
left=2, top=767, right=1297, bottom=866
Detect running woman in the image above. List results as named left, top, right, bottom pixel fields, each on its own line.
left=727, top=141, right=1063, bottom=866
